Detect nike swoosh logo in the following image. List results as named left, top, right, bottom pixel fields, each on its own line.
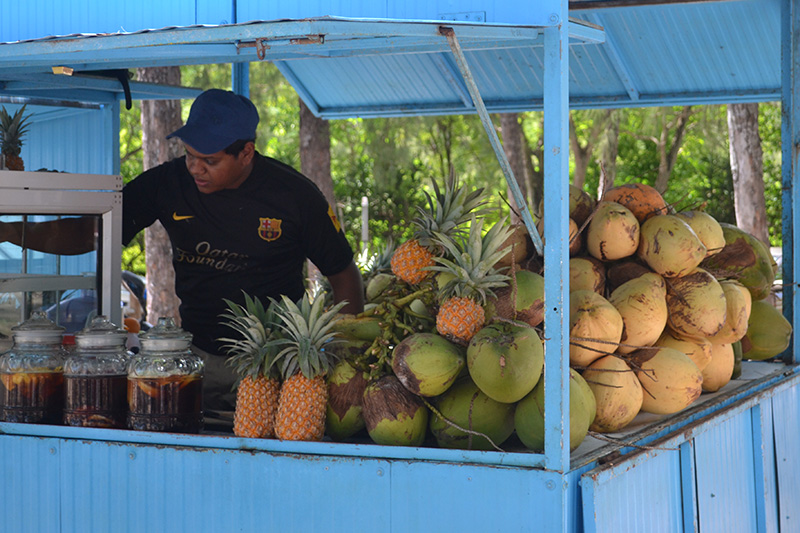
left=172, top=212, right=195, bottom=221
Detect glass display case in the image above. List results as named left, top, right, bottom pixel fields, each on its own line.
left=0, top=170, right=122, bottom=349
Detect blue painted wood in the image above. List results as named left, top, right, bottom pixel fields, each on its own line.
left=694, top=409, right=759, bottom=533
left=781, top=0, right=800, bottom=364
left=542, top=19, right=571, bottom=473
left=679, top=441, right=698, bottom=532
left=772, top=384, right=800, bottom=530
left=758, top=398, right=780, bottom=532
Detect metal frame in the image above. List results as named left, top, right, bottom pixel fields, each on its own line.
left=0, top=170, right=123, bottom=327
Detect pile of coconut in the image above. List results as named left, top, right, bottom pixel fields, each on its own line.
left=325, top=182, right=792, bottom=453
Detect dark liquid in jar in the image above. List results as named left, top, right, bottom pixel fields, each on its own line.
left=127, top=374, right=203, bottom=433
left=0, top=371, right=64, bottom=424
left=64, top=374, right=128, bottom=428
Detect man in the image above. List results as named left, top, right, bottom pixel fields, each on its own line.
left=0, top=89, right=365, bottom=426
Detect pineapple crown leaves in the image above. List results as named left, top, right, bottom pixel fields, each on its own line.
left=0, top=104, right=33, bottom=154
left=426, top=216, right=514, bottom=305
left=217, top=292, right=284, bottom=379
left=269, top=292, right=349, bottom=380
left=357, top=238, right=396, bottom=279
left=413, top=176, right=492, bottom=248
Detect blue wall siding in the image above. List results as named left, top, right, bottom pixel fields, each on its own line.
left=2, top=104, right=115, bottom=175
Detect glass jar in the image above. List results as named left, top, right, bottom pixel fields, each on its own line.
left=63, top=316, right=129, bottom=428
left=0, top=311, right=66, bottom=424
left=127, top=317, right=203, bottom=433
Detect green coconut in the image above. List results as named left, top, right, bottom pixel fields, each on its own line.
left=493, top=269, right=545, bottom=327
left=362, top=375, right=429, bottom=447
left=428, top=376, right=515, bottom=451
left=365, top=272, right=395, bottom=303
left=637, top=214, right=707, bottom=278
left=514, top=368, right=596, bottom=452
left=466, top=322, right=544, bottom=403
left=731, top=340, right=743, bottom=379
left=391, top=332, right=465, bottom=397
left=741, top=299, right=792, bottom=360
left=700, top=223, right=776, bottom=301
left=326, top=359, right=369, bottom=440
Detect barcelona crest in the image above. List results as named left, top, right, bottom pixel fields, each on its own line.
left=327, top=204, right=341, bottom=233
left=259, top=217, right=282, bottom=242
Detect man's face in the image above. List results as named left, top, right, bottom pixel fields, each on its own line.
left=183, top=142, right=254, bottom=194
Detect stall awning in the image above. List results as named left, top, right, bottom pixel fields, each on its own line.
left=0, top=0, right=781, bottom=117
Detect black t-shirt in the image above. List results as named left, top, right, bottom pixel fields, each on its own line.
left=122, top=152, right=354, bottom=354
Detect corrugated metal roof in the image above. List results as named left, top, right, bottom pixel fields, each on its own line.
left=0, top=0, right=782, bottom=118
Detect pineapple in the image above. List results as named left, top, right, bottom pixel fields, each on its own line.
left=0, top=104, right=32, bottom=171
left=391, top=176, right=489, bottom=285
left=218, top=293, right=282, bottom=438
left=429, top=216, right=514, bottom=345
left=271, top=292, right=347, bottom=441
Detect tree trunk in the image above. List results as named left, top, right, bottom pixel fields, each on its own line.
left=597, top=110, right=621, bottom=198
left=653, top=106, right=693, bottom=194
left=727, top=103, right=770, bottom=245
left=299, top=97, right=335, bottom=286
left=137, top=66, right=183, bottom=325
left=500, top=113, right=529, bottom=225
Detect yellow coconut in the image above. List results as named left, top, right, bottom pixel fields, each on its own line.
left=702, top=343, right=734, bottom=393
left=674, top=210, right=726, bottom=258
left=605, top=259, right=653, bottom=293
left=665, top=267, right=727, bottom=339
left=586, top=201, right=640, bottom=262
left=582, top=355, right=643, bottom=433
left=637, top=214, right=707, bottom=278
left=654, top=330, right=713, bottom=371
left=706, top=280, right=752, bottom=345
left=570, top=256, right=606, bottom=294
left=601, top=183, right=669, bottom=223
left=608, top=272, right=668, bottom=354
left=569, top=290, right=624, bottom=367
left=569, top=217, right=583, bottom=256
left=632, top=346, right=703, bottom=415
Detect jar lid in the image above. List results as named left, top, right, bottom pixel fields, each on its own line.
left=75, top=315, right=127, bottom=348
left=11, top=311, right=65, bottom=343
left=139, top=316, right=193, bottom=351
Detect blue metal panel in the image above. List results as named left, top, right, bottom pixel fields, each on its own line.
left=389, top=461, right=566, bottom=532
left=57, top=437, right=393, bottom=533
left=236, top=0, right=561, bottom=26
left=582, top=448, right=684, bottom=533
left=17, top=104, right=115, bottom=175
left=772, top=383, right=800, bottom=530
left=0, top=435, right=62, bottom=533
left=693, top=409, right=759, bottom=532
left=757, top=398, right=780, bottom=533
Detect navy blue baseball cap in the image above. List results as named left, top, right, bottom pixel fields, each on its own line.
left=167, top=89, right=259, bottom=155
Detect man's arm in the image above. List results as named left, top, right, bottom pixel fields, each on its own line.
left=0, top=217, right=98, bottom=255
left=327, top=260, right=365, bottom=315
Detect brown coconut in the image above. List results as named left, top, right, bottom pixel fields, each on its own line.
left=665, top=267, right=727, bottom=339
left=605, top=259, right=653, bottom=293
left=586, top=201, right=640, bottom=262
left=570, top=256, right=606, bottom=294
left=582, top=355, right=643, bottom=433
left=702, top=342, right=734, bottom=393
left=495, top=223, right=533, bottom=270
left=569, top=290, right=624, bottom=367
left=608, top=272, right=669, bottom=354
left=601, top=183, right=669, bottom=223
left=674, top=210, right=726, bottom=258
left=569, top=184, right=596, bottom=226
left=637, top=214, right=707, bottom=278
left=654, top=330, right=713, bottom=371
left=632, top=346, right=703, bottom=415
left=706, top=280, right=752, bottom=345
